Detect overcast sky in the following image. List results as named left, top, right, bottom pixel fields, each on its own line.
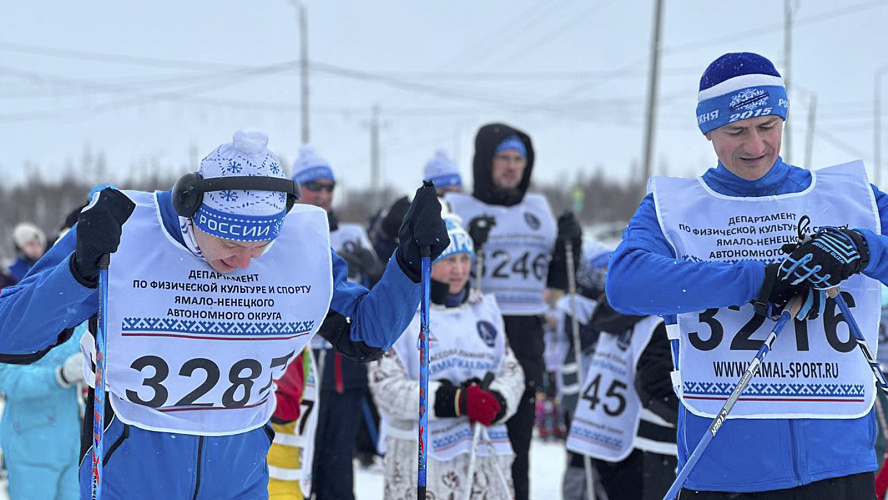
left=3, top=0, right=888, bottom=207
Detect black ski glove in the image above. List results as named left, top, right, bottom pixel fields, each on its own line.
left=396, top=182, right=450, bottom=282
left=434, top=380, right=461, bottom=418
left=467, top=215, right=496, bottom=250
left=755, top=263, right=826, bottom=320
left=326, top=211, right=339, bottom=232
left=779, top=227, right=869, bottom=290
left=339, top=246, right=384, bottom=282
left=70, top=188, right=136, bottom=287
left=547, top=211, right=583, bottom=291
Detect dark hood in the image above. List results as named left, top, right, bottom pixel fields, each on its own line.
left=472, top=123, right=535, bottom=206
left=590, top=294, right=647, bottom=334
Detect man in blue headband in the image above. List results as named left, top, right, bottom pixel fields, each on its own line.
left=607, top=52, right=888, bottom=498
left=290, top=144, right=383, bottom=500
left=446, top=123, right=583, bottom=500
left=0, top=130, right=450, bottom=499
left=423, top=149, right=463, bottom=195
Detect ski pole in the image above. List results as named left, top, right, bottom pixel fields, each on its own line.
left=91, top=252, right=110, bottom=500
left=463, top=372, right=495, bottom=500
left=479, top=426, right=513, bottom=495
left=417, top=246, right=431, bottom=500
left=471, top=217, right=492, bottom=295
left=565, top=240, right=596, bottom=500
left=463, top=424, right=483, bottom=500
left=829, top=289, right=888, bottom=394
left=663, top=295, right=804, bottom=500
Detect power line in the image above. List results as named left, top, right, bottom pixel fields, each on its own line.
left=0, top=61, right=298, bottom=122
left=814, top=128, right=870, bottom=160
left=664, top=0, right=886, bottom=55
left=0, top=41, right=265, bottom=72
left=487, top=0, right=618, bottom=68
left=431, top=1, right=571, bottom=72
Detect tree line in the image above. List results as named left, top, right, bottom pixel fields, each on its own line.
left=0, top=164, right=645, bottom=264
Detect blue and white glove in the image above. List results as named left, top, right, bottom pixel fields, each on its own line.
left=778, top=227, right=869, bottom=290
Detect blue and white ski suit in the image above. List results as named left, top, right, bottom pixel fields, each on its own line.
left=0, top=189, right=422, bottom=499
left=607, top=158, right=888, bottom=492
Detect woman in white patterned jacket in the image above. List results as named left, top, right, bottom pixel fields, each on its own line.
left=368, top=216, right=525, bottom=499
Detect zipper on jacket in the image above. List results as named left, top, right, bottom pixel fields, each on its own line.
left=191, top=436, right=204, bottom=500
left=788, top=420, right=801, bottom=483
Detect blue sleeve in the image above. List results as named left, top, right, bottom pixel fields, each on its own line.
left=0, top=328, right=83, bottom=401
left=606, top=193, right=766, bottom=316
left=328, top=249, right=420, bottom=351
left=857, top=184, right=888, bottom=285
left=0, top=229, right=98, bottom=355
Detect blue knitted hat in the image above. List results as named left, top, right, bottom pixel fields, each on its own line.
left=291, top=145, right=335, bottom=184
left=423, top=150, right=462, bottom=188
left=696, top=52, right=788, bottom=135
left=434, top=216, right=474, bottom=263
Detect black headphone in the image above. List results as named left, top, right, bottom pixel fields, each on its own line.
left=172, top=172, right=302, bottom=218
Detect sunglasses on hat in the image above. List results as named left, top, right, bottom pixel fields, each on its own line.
left=302, top=180, right=336, bottom=193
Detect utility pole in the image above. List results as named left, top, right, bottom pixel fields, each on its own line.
left=297, top=1, right=310, bottom=145
left=784, top=0, right=793, bottom=164
left=370, top=104, right=380, bottom=211
left=804, top=94, right=816, bottom=169
left=640, top=0, right=664, bottom=186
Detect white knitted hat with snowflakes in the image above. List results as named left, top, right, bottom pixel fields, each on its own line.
left=194, top=129, right=288, bottom=241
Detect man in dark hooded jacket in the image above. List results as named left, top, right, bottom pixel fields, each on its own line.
left=446, top=123, right=582, bottom=500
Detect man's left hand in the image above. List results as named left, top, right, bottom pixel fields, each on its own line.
left=779, top=227, right=868, bottom=289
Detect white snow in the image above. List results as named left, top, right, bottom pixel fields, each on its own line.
left=353, top=438, right=568, bottom=499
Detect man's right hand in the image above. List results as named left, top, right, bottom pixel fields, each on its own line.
left=756, top=263, right=826, bottom=320
left=71, top=187, right=136, bottom=287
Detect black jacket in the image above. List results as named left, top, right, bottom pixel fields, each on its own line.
left=472, top=123, right=535, bottom=207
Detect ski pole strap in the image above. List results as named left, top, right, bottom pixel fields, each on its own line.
left=828, top=288, right=888, bottom=393
left=753, top=264, right=781, bottom=317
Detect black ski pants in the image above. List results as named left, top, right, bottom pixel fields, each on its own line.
left=503, top=314, right=546, bottom=500
left=678, top=471, right=875, bottom=500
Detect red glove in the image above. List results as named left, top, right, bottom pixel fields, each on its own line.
left=459, top=385, right=503, bottom=426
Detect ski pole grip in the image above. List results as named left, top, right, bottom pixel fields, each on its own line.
left=421, top=245, right=431, bottom=258
left=480, top=372, right=495, bottom=391
left=785, top=294, right=805, bottom=318
left=98, top=254, right=110, bottom=271
left=826, top=287, right=839, bottom=299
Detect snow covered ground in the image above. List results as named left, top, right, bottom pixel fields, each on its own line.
left=353, top=437, right=568, bottom=499
left=0, top=437, right=567, bottom=500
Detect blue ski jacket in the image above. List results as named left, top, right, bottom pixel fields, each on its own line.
left=0, top=189, right=422, bottom=499
left=0, top=325, right=83, bottom=500
left=0, top=189, right=420, bottom=359
left=607, top=158, right=888, bottom=492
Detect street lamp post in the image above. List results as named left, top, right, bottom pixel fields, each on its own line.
left=289, top=0, right=310, bottom=145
